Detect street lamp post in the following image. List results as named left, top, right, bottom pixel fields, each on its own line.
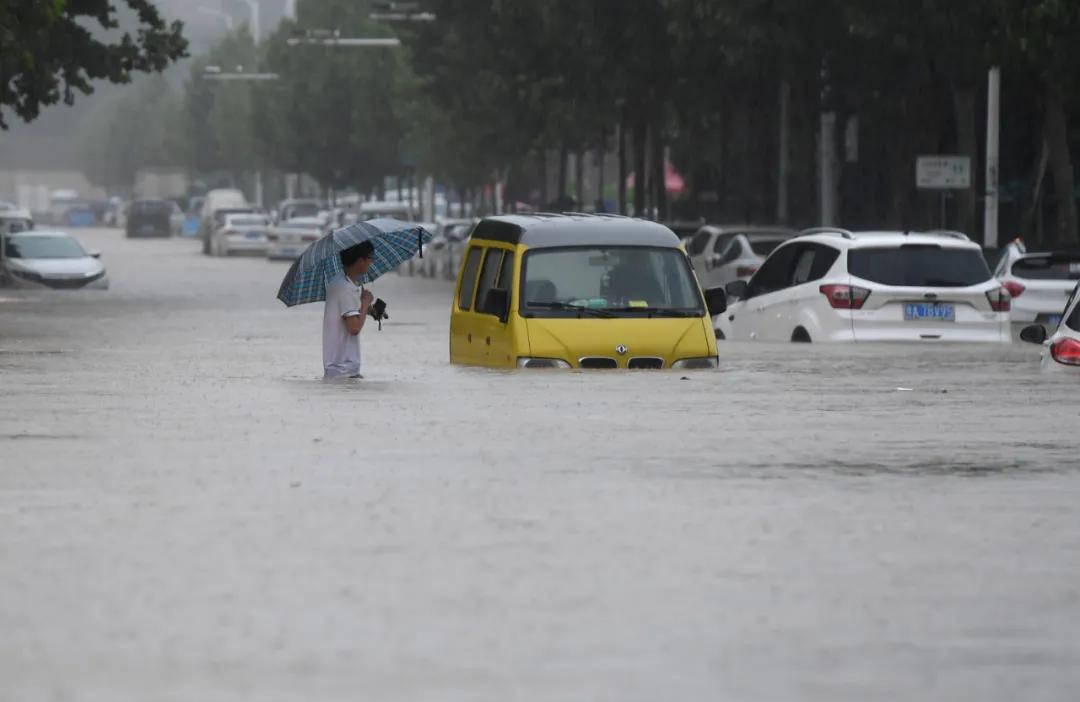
left=202, top=66, right=277, bottom=207
left=197, top=6, right=234, bottom=32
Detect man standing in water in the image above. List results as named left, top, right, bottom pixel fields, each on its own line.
left=323, top=241, right=375, bottom=378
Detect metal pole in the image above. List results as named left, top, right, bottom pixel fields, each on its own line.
left=242, top=0, right=260, bottom=42
left=984, top=66, right=1001, bottom=248
left=777, top=80, right=790, bottom=223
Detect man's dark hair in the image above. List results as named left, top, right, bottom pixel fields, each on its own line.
left=341, top=241, right=375, bottom=267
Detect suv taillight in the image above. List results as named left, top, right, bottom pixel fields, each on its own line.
left=1050, top=338, right=1080, bottom=366
left=985, top=287, right=1012, bottom=312
left=819, top=284, right=870, bottom=309
left=1002, top=281, right=1025, bottom=298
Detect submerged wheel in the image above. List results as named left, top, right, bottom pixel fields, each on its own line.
left=791, top=327, right=812, bottom=343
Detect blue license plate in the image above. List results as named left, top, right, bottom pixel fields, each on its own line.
left=904, top=302, right=955, bottom=322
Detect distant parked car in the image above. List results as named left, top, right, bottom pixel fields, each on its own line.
left=994, top=240, right=1080, bottom=333
left=0, top=208, right=34, bottom=235
left=200, top=189, right=249, bottom=254
left=0, top=230, right=108, bottom=290
left=1019, top=283, right=1080, bottom=372
left=424, top=219, right=475, bottom=279
left=126, top=199, right=176, bottom=238
left=274, top=198, right=323, bottom=224
left=687, top=225, right=797, bottom=290
left=266, top=216, right=328, bottom=261
left=211, top=212, right=272, bottom=256
left=715, top=229, right=1011, bottom=343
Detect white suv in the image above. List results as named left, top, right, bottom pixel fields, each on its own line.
left=1019, top=283, right=1080, bottom=371
left=714, top=229, right=1011, bottom=343
left=994, top=240, right=1080, bottom=331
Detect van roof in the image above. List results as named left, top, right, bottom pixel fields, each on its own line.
left=472, top=213, right=681, bottom=249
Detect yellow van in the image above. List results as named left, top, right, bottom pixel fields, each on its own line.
left=449, top=213, right=727, bottom=369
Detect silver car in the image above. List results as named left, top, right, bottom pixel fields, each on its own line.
left=1, top=230, right=109, bottom=290
left=687, top=225, right=796, bottom=290
left=424, top=219, right=475, bottom=280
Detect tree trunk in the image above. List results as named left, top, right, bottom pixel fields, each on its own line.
left=633, top=118, right=646, bottom=216
left=557, top=144, right=569, bottom=205
left=1045, top=86, right=1078, bottom=245
left=1023, top=138, right=1049, bottom=241
left=652, top=122, right=667, bottom=221
left=596, top=141, right=606, bottom=212
left=617, top=119, right=627, bottom=214
left=538, top=150, right=549, bottom=207
left=575, top=149, right=585, bottom=210
left=952, top=87, right=977, bottom=235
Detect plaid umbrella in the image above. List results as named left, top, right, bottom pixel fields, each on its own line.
left=276, top=219, right=433, bottom=307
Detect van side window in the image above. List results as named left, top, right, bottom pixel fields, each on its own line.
left=497, top=251, right=515, bottom=290
left=457, top=247, right=483, bottom=310
left=474, top=249, right=504, bottom=312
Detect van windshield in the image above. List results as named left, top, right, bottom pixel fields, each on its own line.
left=521, top=246, right=704, bottom=316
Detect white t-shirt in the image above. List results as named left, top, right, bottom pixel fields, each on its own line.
left=323, top=277, right=362, bottom=378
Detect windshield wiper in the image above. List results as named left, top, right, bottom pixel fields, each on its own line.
left=603, top=306, right=699, bottom=317
left=527, top=301, right=616, bottom=317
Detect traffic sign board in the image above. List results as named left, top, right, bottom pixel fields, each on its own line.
left=916, top=156, right=972, bottom=190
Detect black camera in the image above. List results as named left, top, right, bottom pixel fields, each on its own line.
left=367, top=298, right=389, bottom=329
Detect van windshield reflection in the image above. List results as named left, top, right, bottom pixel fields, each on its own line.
left=521, top=246, right=704, bottom=316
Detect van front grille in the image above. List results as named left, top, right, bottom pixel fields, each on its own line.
left=578, top=357, right=618, bottom=369
left=628, top=357, right=664, bottom=370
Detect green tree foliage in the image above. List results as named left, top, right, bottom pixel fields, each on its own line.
left=255, top=0, right=407, bottom=193
left=78, top=75, right=185, bottom=189
left=0, top=0, right=187, bottom=128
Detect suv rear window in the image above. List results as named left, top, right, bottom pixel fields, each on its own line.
left=848, top=245, right=992, bottom=287
left=749, top=238, right=788, bottom=256
left=1012, top=255, right=1080, bottom=281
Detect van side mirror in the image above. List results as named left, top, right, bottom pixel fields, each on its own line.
left=725, top=280, right=749, bottom=301
left=1019, top=324, right=1048, bottom=345
left=481, top=288, right=510, bottom=323
left=703, top=286, right=727, bottom=316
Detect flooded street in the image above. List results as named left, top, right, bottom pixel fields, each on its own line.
left=2, top=228, right=1079, bottom=701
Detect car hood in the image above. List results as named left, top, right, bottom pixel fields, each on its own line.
left=5, top=257, right=104, bottom=277
left=525, top=316, right=713, bottom=362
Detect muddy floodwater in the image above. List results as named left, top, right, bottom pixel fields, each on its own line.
left=2, top=228, right=1079, bottom=701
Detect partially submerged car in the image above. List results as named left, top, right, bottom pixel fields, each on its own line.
left=1, top=230, right=108, bottom=290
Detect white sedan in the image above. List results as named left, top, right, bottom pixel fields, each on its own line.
left=994, top=240, right=1080, bottom=332
left=211, top=213, right=272, bottom=256
left=1019, top=284, right=1080, bottom=371
left=266, top=217, right=328, bottom=261
left=1, top=230, right=109, bottom=290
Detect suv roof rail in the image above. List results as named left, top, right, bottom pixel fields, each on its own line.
left=922, top=229, right=972, bottom=242
left=561, top=211, right=632, bottom=219
left=797, top=227, right=853, bottom=240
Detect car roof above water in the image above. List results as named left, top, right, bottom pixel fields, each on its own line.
left=472, top=213, right=682, bottom=250
left=798, top=229, right=981, bottom=250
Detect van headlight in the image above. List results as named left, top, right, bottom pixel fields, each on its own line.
left=671, top=357, right=718, bottom=370
left=516, top=357, right=571, bottom=369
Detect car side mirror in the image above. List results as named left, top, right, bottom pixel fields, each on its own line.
left=704, top=286, right=727, bottom=316
left=88, top=250, right=102, bottom=259
left=725, top=280, right=749, bottom=301
left=481, top=288, right=510, bottom=323
left=1019, top=324, right=1048, bottom=345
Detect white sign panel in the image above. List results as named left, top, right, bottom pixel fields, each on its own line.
left=916, top=156, right=972, bottom=190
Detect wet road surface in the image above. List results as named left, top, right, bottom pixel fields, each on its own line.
left=2, top=228, right=1079, bottom=701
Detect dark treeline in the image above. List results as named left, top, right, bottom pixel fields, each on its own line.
left=72, top=0, right=1080, bottom=246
